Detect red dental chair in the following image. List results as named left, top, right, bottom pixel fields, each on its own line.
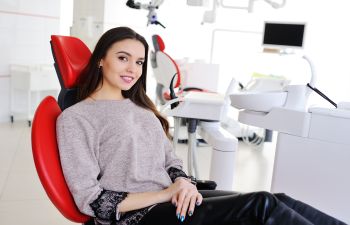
left=31, top=35, right=91, bottom=223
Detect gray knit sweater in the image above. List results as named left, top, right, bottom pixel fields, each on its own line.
left=56, top=98, right=186, bottom=224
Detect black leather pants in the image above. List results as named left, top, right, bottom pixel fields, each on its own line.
left=138, top=190, right=347, bottom=225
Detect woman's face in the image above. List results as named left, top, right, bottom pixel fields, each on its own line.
left=99, top=38, right=145, bottom=93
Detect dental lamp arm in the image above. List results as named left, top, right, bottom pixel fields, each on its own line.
left=126, top=0, right=163, bottom=9
left=126, top=0, right=166, bottom=28
left=126, top=0, right=141, bottom=9
left=302, top=55, right=316, bottom=87
left=303, top=55, right=337, bottom=108
left=151, top=20, right=166, bottom=28
left=302, top=55, right=316, bottom=101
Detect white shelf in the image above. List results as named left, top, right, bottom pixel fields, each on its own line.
left=10, top=64, right=60, bottom=124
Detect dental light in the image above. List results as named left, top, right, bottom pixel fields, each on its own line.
left=126, top=0, right=166, bottom=28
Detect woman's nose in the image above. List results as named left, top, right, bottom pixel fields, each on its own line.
left=127, top=61, right=137, bottom=73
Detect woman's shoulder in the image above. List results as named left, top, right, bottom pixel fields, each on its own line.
left=57, top=100, right=96, bottom=123
left=61, top=100, right=89, bottom=115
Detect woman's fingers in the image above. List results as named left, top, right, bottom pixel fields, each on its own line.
left=176, top=190, right=187, bottom=220
left=187, top=194, right=197, bottom=217
left=196, top=193, right=203, bottom=206
left=171, top=195, right=177, bottom=207
left=172, top=179, right=202, bottom=222
left=187, top=193, right=202, bottom=218
left=176, top=190, right=201, bottom=222
left=179, top=192, right=191, bottom=221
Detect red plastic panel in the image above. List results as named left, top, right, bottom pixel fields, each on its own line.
left=31, top=96, right=91, bottom=223
left=155, top=35, right=165, bottom=51
left=51, top=35, right=91, bottom=89
left=154, top=35, right=181, bottom=88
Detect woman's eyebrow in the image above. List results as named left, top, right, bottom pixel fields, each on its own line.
left=116, top=51, right=144, bottom=60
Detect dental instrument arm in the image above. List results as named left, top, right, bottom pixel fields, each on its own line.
left=303, top=55, right=337, bottom=108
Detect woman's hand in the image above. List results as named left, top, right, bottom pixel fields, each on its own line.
left=165, top=177, right=203, bottom=222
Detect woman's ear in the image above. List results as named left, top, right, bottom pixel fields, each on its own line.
left=98, top=60, right=103, bottom=68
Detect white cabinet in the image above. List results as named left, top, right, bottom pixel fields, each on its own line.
left=10, top=64, right=60, bottom=126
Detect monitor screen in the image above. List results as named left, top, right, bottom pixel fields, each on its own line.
left=263, top=22, right=305, bottom=48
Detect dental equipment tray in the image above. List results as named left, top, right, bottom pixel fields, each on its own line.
left=163, top=92, right=226, bottom=121
left=230, top=91, right=287, bottom=112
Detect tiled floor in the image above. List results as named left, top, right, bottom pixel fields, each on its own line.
left=0, top=121, right=276, bottom=225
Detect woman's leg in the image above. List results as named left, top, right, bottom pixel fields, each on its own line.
left=199, top=190, right=239, bottom=198
left=138, top=191, right=314, bottom=225
left=274, top=193, right=347, bottom=225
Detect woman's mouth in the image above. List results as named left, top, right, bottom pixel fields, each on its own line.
left=120, top=75, right=134, bottom=84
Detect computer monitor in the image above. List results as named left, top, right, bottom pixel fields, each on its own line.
left=262, top=22, right=306, bottom=49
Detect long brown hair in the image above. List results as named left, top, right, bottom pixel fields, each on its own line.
left=77, top=27, right=169, bottom=136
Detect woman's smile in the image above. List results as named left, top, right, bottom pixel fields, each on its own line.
left=120, top=75, right=135, bottom=84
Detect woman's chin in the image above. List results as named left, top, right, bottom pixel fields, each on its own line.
left=120, top=85, right=134, bottom=91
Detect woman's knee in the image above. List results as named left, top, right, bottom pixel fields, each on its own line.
left=250, top=191, right=279, bottom=211
left=253, top=191, right=277, bottom=202
left=234, top=191, right=280, bottom=223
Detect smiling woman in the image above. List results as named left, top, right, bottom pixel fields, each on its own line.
left=56, top=27, right=347, bottom=225
left=95, top=39, right=145, bottom=100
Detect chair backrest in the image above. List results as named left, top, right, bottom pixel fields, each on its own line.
left=50, top=35, right=91, bottom=110
left=151, top=35, right=181, bottom=89
left=31, top=35, right=92, bottom=223
left=31, top=96, right=90, bottom=223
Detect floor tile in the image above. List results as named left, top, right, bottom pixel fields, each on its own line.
left=0, top=168, right=47, bottom=201
left=0, top=200, right=75, bottom=225
left=0, top=170, right=8, bottom=196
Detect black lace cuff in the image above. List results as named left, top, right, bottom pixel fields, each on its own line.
left=167, top=167, right=188, bottom=183
left=94, top=207, right=151, bottom=225
left=119, top=207, right=150, bottom=225
left=90, top=190, right=128, bottom=220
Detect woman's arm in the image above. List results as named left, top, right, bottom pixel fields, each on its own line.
left=118, top=189, right=171, bottom=212
left=118, top=178, right=202, bottom=213
left=57, top=111, right=103, bottom=216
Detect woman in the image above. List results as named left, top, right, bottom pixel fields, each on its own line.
left=56, top=27, right=346, bottom=225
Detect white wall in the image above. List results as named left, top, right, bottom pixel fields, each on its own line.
left=1, top=0, right=350, bottom=122
left=0, top=0, right=61, bottom=122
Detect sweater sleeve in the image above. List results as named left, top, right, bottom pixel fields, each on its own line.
left=56, top=110, right=126, bottom=219
left=162, top=136, right=187, bottom=182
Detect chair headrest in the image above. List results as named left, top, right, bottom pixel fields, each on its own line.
left=51, top=35, right=91, bottom=89
left=152, top=35, right=165, bottom=52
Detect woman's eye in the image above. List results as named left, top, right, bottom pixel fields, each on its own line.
left=118, top=56, right=127, bottom=61
left=136, top=61, right=144, bottom=65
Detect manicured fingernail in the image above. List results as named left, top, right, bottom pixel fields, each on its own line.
left=180, top=215, right=185, bottom=222
left=196, top=201, right=201, bottom=206
left=177, top=213, right=180, bottom=219
left=188, top=211, right=193, bottom=216
left=172, top=201, right=177, bottom=207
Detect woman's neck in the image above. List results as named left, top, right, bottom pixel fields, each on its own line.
left=90, top=85, right=124, bottom=101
